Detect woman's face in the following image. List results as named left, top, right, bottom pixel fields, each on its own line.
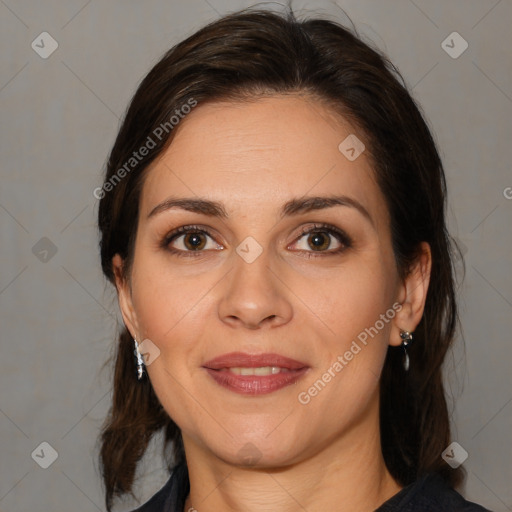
left=114, top=94, right=424, bottom=467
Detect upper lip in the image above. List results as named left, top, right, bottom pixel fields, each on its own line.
left=202, top=352, right=308, bottom=370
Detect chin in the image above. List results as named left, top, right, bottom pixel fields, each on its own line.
left=210, top=434, right=305, bottom=469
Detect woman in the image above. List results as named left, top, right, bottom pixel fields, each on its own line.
left=97, top=7, right=491, bottom=512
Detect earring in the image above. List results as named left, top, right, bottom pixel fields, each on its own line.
left=399, top=330, right=413, bottom=371
left=133, top=337, right=145, bottom=380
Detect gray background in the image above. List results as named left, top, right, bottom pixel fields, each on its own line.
left=1, top=0, right=511, bottom=510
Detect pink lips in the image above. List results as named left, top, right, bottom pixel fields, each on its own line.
left=202, top=352, right=310, bottom=395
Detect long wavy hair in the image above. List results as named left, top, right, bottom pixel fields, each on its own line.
left=97, top=7, right=464, bottom=511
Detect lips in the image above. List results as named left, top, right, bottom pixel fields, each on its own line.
left=202, top=352, right=310, bottom=395
left=203, top=352, right=308, bottom=370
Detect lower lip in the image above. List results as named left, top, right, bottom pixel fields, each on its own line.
left=203, top=367, right=309, bottom=395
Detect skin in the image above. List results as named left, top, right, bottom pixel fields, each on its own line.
left=113, top=94, right=432, bottom=512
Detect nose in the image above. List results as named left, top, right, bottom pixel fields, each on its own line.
left=217, top=249, right=293, bottom=330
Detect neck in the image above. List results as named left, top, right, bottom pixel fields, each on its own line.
left=182, top=403, right=402, bottom=512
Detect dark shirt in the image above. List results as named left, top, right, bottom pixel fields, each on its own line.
left=130, top=462, right=492, bottom=512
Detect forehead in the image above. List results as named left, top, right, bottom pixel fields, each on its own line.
left=140, top=94, right=388, bottom=228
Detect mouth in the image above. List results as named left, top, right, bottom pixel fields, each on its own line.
left=202, top=352, right=310, bottom=395
left=218, top=366, right=293, bottom=375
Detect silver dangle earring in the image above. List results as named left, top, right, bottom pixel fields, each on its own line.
left=399, top=330, right=413, bottom=371
left=134, top=337, right=145, bottom=380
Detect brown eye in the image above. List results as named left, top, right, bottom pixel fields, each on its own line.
left=307, top=231, right=331, bottom=251
left=183, top=232, right=207, bottom=251
left=293, top=229, right=343, bottom=253
left=288, top=223, right=352, bottom=258
left=162, top=225, right=224, bottom=257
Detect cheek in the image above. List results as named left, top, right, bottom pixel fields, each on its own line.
left=298, top=256, right=395, bottom=341
left=299, top=260, right=396, bottom=409
left=130, top=265, right=211, bottom=425
left=130, top=255, right=216, bottom=342
left=293, top=264, right=395, bottom=418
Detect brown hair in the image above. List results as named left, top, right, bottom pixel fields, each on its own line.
left=97, top=7, right=464, bottom=511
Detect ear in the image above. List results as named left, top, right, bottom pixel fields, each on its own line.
left=390, top=242, right=432, bottom=347
left=112, top=253, right=140, bottom=340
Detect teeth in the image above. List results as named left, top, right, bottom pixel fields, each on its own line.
left=225, top=366, right=289, bottom=376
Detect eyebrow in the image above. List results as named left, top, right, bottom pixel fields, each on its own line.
left=147, top=195, right=374, bottom=227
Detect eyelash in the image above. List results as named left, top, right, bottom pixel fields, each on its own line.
left=161, top=223, right=352, bottom=259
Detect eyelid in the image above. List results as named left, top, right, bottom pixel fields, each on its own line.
left=163, top=224, right=217, bottom=242
left=288, top=223, right=352, bottom=253
left=161, top=224, right=223, bottom=252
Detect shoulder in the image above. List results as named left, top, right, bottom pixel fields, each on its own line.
left=377, top=472, right=493, bottom=512
left=127, top=462, right=189, bottom=512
